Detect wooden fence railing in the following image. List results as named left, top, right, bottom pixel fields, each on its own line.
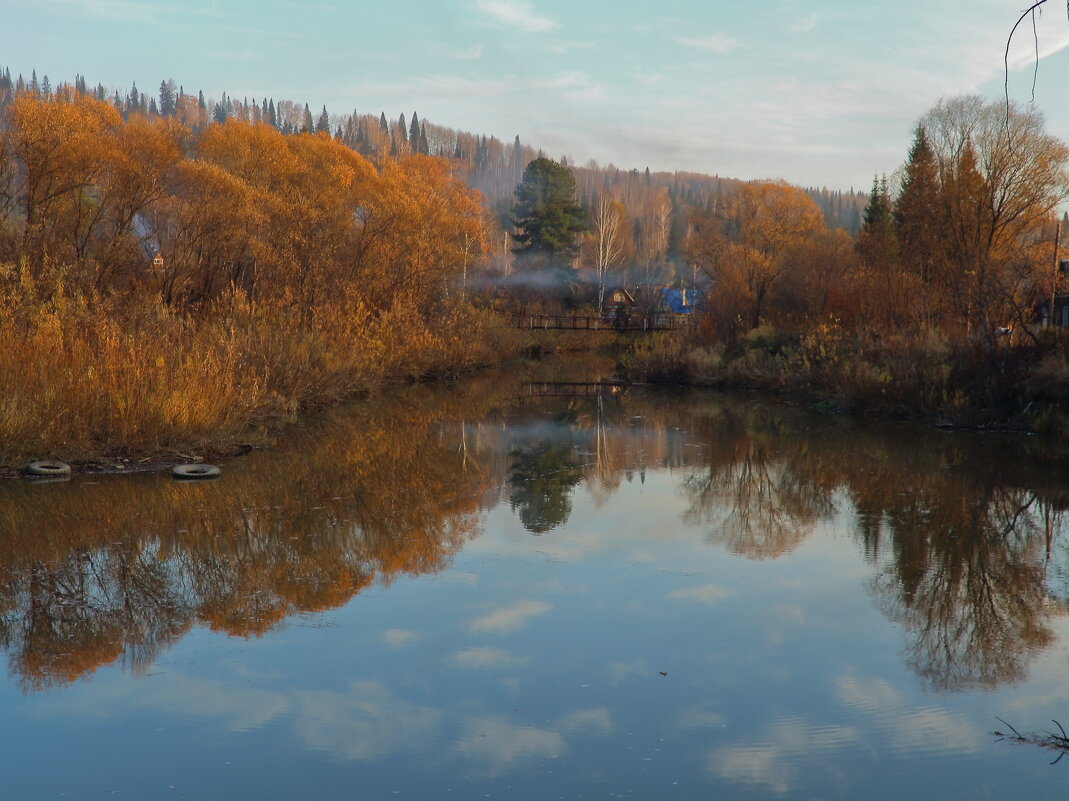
left=510, top=313, right=676, bottom=332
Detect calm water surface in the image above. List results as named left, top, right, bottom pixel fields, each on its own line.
left=3, top=362, right=1069, bottom=799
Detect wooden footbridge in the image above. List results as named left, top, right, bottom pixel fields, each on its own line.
left=510, top=313, right=676, bottom=332
left=521, top=381, right=629, bottom=398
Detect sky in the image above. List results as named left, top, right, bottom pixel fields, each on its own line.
left=5, top=0, right=1069, bottom=190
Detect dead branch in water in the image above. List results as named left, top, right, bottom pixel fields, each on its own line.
left=993, top=717, right=1069, bottom=764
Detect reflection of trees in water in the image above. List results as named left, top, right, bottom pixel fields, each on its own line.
left=503, top=388, right=707, bottom=533
left=1, top=546, right=192, bottom=689
left=830, top=429, right=1069, bottom=691
left=505, top=395, right=633, bottom=533
left=681, top=404, right=837, bottom=560
left=675, top=398, right=1069, bottom=691
left=502, top=389, right=1069, bottom=692
left=3, top=369, right=1069, bottom=695
left=0, top=378, right=505, bottom=691
left=507, top=430, right=585, bottom=534
left=866, top=482, right=1055, bottom=691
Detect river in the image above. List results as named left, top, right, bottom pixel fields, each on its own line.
left=2, top=359, right=1069, bottom=799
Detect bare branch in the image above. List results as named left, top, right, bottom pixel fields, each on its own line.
left=1005, top=1, right=1051, bottom=117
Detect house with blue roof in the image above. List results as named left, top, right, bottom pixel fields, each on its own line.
left=658, top=287, right=700, bottom=315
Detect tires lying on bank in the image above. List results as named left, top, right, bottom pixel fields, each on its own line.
left=25, top=460, right=72, bottom=478
left=171, top=463, right=221, bottom=480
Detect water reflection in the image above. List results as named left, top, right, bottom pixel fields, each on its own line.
left=680, top=401, right=837, bottom=559
left=0, top=375, right=506, bottom=690
left=2, top=368, right=1069, bottom=697
left=507, top=421, right=586, bottom=534
left=681, top=399, right=1069, bottom=691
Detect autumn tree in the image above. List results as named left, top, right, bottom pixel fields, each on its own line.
left=3, top=93, right=124, bottom=276
left=689, top=180, right=825, bottom=334
left=918, top=96, right=1069, bottom=343
left=641, top=188, right=673, bottom=288
left=587, top=194, right=628, bottom=313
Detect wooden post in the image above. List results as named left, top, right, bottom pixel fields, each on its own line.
left=1051, top=221, right=1061, bottom=330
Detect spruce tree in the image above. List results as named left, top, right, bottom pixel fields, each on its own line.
left=316, top=105, right=329, bottom=133
left=158, top=79, right=176, bottom=116
left=512, top=135, right=523, bottom=180
left=511, top=157, right=589, bottom=268
left=861, top=175, right=893, bottom=232
left=857, top=175, right=898, bottom=272
left=213, top=94, right=230, bottom=124
left=895, top=125, right=942, bottom=287
left=409, top=112, right=420, bottom=150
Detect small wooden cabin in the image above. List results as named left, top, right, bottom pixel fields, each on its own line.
left=603, top=288, right=635, bottom=316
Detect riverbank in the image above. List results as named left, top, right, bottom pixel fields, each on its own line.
left=0, top=275, right=526, bottom=473
left=625, top=322, right=1069, bottom=437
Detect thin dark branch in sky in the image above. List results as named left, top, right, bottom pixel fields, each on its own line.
left=1004, top=1, right=1054, bottom=116
left=1031, top=6, right=1040, bottom=101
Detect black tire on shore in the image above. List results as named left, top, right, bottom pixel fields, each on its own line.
left=171, top=463, right=221, bottom=480
left=26, top=460, right=72, bottom=477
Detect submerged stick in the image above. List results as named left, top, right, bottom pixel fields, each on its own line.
left=993, top=717, right=1069, bottom=764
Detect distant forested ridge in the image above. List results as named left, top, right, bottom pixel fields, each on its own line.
left=0, top=66, right=865, bottom=284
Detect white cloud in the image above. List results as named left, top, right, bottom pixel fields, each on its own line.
left=455, top=715, right=564, bottom=775
left=836, top=674, right=901, bottom=715
left=469, top=600, right=552, bottom=633
left=709, top=716, right=859, bottom=793
left=557, top=707, right=614, bottom=734
left=1006, top=27, right=1069, bottom=71
left=675, top=705, right=726, bottom=731
left=607, top=659, right=648, bottom=685
left=449, top=646, right=527, bottom=669
left=887, top=706, right=982, bottom=755
left=836, top=673, right=983, bottom=755
left=40, top=0, right=226, bottom=23
left=788, top=12, right=817, bottom=35
left=32, top=672, right=290, bottom=732
left=457, top=44, right=485, bottom=60
left=638, top=73, right=668, bottom=87
left=475, top=0, right=559, bottom=33
left=677, top=32, right=741, bottom=54
left=38, top=0, right=161, bottom=22
left=296, top=681, right=441, bottom=761
left=381, top=628, right=418, bottom=647
left=712, top=741, right=788, bottom=793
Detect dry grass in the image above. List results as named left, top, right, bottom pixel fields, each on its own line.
left=0, top=268, right=521, bottom=467
left=628, top=317, right=1069, bottom=431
